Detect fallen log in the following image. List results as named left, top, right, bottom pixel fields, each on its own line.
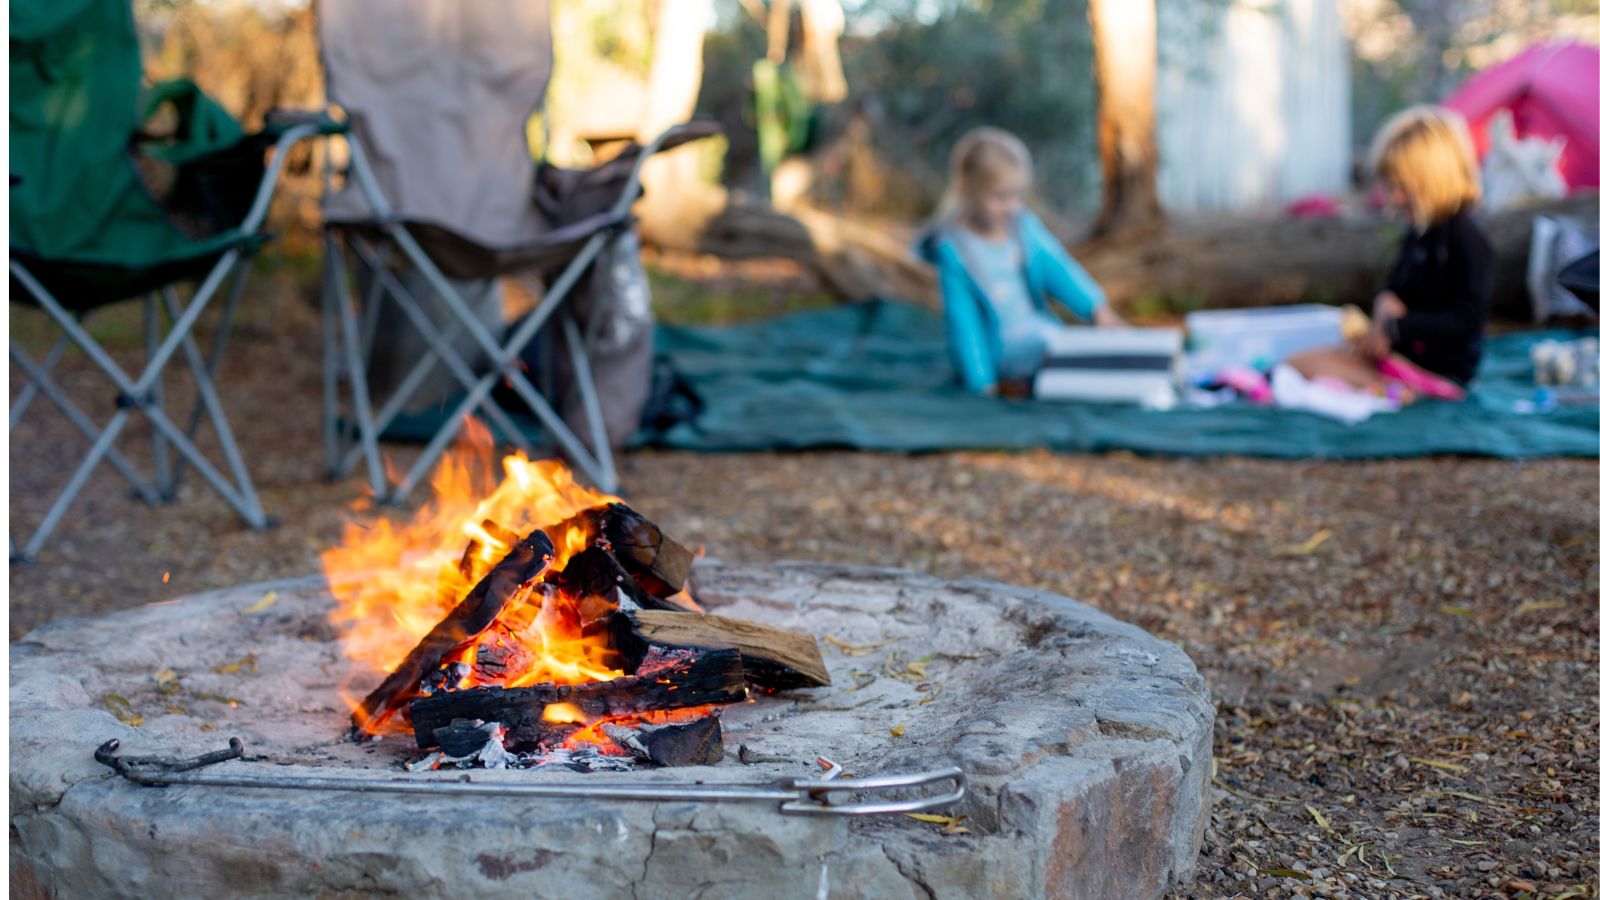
left=1070, top=195, right=1599, bottom=318
left=409, top=648, right=747, bottom=749
left=610, top=609, right=830, bottom=691
left=636, top=185, right=939, bottom=305
left=352, top=530, right=555, bottom=736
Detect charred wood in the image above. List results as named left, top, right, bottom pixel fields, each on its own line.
left=601, top=715, right=725, bottom=767
left=352, top=530, right=555, bottom=737
left=409, top=648, right=747, bottom=749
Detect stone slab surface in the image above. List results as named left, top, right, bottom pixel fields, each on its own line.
left=11, top=562, right=1213, bottom=899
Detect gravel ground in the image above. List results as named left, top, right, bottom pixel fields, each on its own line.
left=9, top=276, right=1597, bottom=899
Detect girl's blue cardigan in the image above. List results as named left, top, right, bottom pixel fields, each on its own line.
left=917, top=209, right=1107, bottom=394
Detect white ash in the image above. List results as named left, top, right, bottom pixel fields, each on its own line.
left=523, top=746, right=636, bottom=773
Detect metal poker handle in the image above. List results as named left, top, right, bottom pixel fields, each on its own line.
left=94, top=738, right=965, bottom=818
left=779, top=766, right=967, bottom=816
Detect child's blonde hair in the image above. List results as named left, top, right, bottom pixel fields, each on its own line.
left=937, top=127, right=1033, bottom=221
left=1368, top=105, right=1482, bottom=228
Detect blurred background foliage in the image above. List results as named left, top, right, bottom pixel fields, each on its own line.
left=130, top=0, right=1597, bottom=233
left=702, top=0, right=1100, bottom=217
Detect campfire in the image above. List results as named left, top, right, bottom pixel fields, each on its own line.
left=322, top=423, right=829, bottom=770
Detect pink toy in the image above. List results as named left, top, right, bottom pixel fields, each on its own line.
left=1376, top=355, right=1466, bottom=401
left=1215, top=365, right=1274, bottom=404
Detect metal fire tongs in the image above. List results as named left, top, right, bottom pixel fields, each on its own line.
left=94, top=737, right=966, bottom=817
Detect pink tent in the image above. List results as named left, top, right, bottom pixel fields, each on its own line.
left=1444, top=41, right=1600, bottom=192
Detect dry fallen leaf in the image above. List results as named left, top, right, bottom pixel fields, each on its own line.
left=212, top=654, right=258, bottom=675
left=823, top=635, right=893, bottom=656
left=845, top=671, right=877, bottom=693
left=1511, top=600, right=1564, bottom=615
left=1274, top=529, right=1332, bottom=556
left=904, top=813, right=959, bottom=824
left=104, top=693, right=144, bottom=727
left=1412, top=757, right=1469, bottom=773
left=889, top=723, right=906, bottom=738
left=1305, top=804, right=1331, bottom=831
left=242, top=591, right=278, bottom=614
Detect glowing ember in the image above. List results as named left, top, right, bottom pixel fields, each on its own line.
left=541, top=702, right=586, bottom=725
left=555, top=706, right=722, bottom=756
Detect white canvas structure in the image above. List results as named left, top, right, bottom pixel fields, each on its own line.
left=1157, top=0, right=1352, bottom=213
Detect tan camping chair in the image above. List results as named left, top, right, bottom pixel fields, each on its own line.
left=316, top=0, right=712, bottom=500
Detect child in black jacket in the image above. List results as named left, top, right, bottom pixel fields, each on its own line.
left=1292, top=106, right=1493, bottom=395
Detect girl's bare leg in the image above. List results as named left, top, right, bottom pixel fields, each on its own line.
left=1285, top=345, right=1386, bottom=393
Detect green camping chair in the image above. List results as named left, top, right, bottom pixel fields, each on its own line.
left=9, top=0, right=334, bottom=560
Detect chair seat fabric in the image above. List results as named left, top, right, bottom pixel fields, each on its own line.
left=323, top=209, right=629, bottom=281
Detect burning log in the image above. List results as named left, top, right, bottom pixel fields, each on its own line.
left=547, top=504, right=698, bottom=613
left=610, top=610, right=831, bottom=692
left=456, top=519, right=518, bottom=581
left=601, top=716, right=725, bottom=767
left=586, top=504, right=695, bottom=605
left=352, top=530, right=556, bottom=736
left=408, top=648, right=747, bottom=750
left=556, top=546, right=655, bottom=620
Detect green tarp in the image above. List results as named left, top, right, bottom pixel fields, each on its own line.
left=642, top=301, right=1599, bottom=459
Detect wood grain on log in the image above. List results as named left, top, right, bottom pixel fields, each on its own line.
left=593, top=504, right=695, bottom=601
left=611, top=609, right=830, bottom=691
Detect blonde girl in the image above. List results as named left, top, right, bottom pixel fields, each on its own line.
left=917, top=128, right=1121, bottom=397
left=1292, top=105, right=1493, bottom=393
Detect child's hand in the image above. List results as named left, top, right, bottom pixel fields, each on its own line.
left=1373, top=291, right=1407, bottom=323
left=1092, top=305, right=1125, bottom=327
left=1355, top=326, right=1391, bottom=361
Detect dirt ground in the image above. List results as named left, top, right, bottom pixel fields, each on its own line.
left=9, top=272, right=1598, bottom=899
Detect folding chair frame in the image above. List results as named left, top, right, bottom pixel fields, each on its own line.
left=9, top=123, right=326, bottom=562
left=321, top=126, right=691, bottom=502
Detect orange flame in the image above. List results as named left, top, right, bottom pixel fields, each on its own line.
left=322, top=420, right=625, bottom=722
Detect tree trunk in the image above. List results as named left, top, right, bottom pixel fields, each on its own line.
left=638, top=0, right=712, bottom=212
left=1088, top=0, right=1163, bottom=239
left=795, top=0, right=848, bottom=104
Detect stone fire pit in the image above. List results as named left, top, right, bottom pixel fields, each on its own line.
left=11, top=562, right=1213, bottom=898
